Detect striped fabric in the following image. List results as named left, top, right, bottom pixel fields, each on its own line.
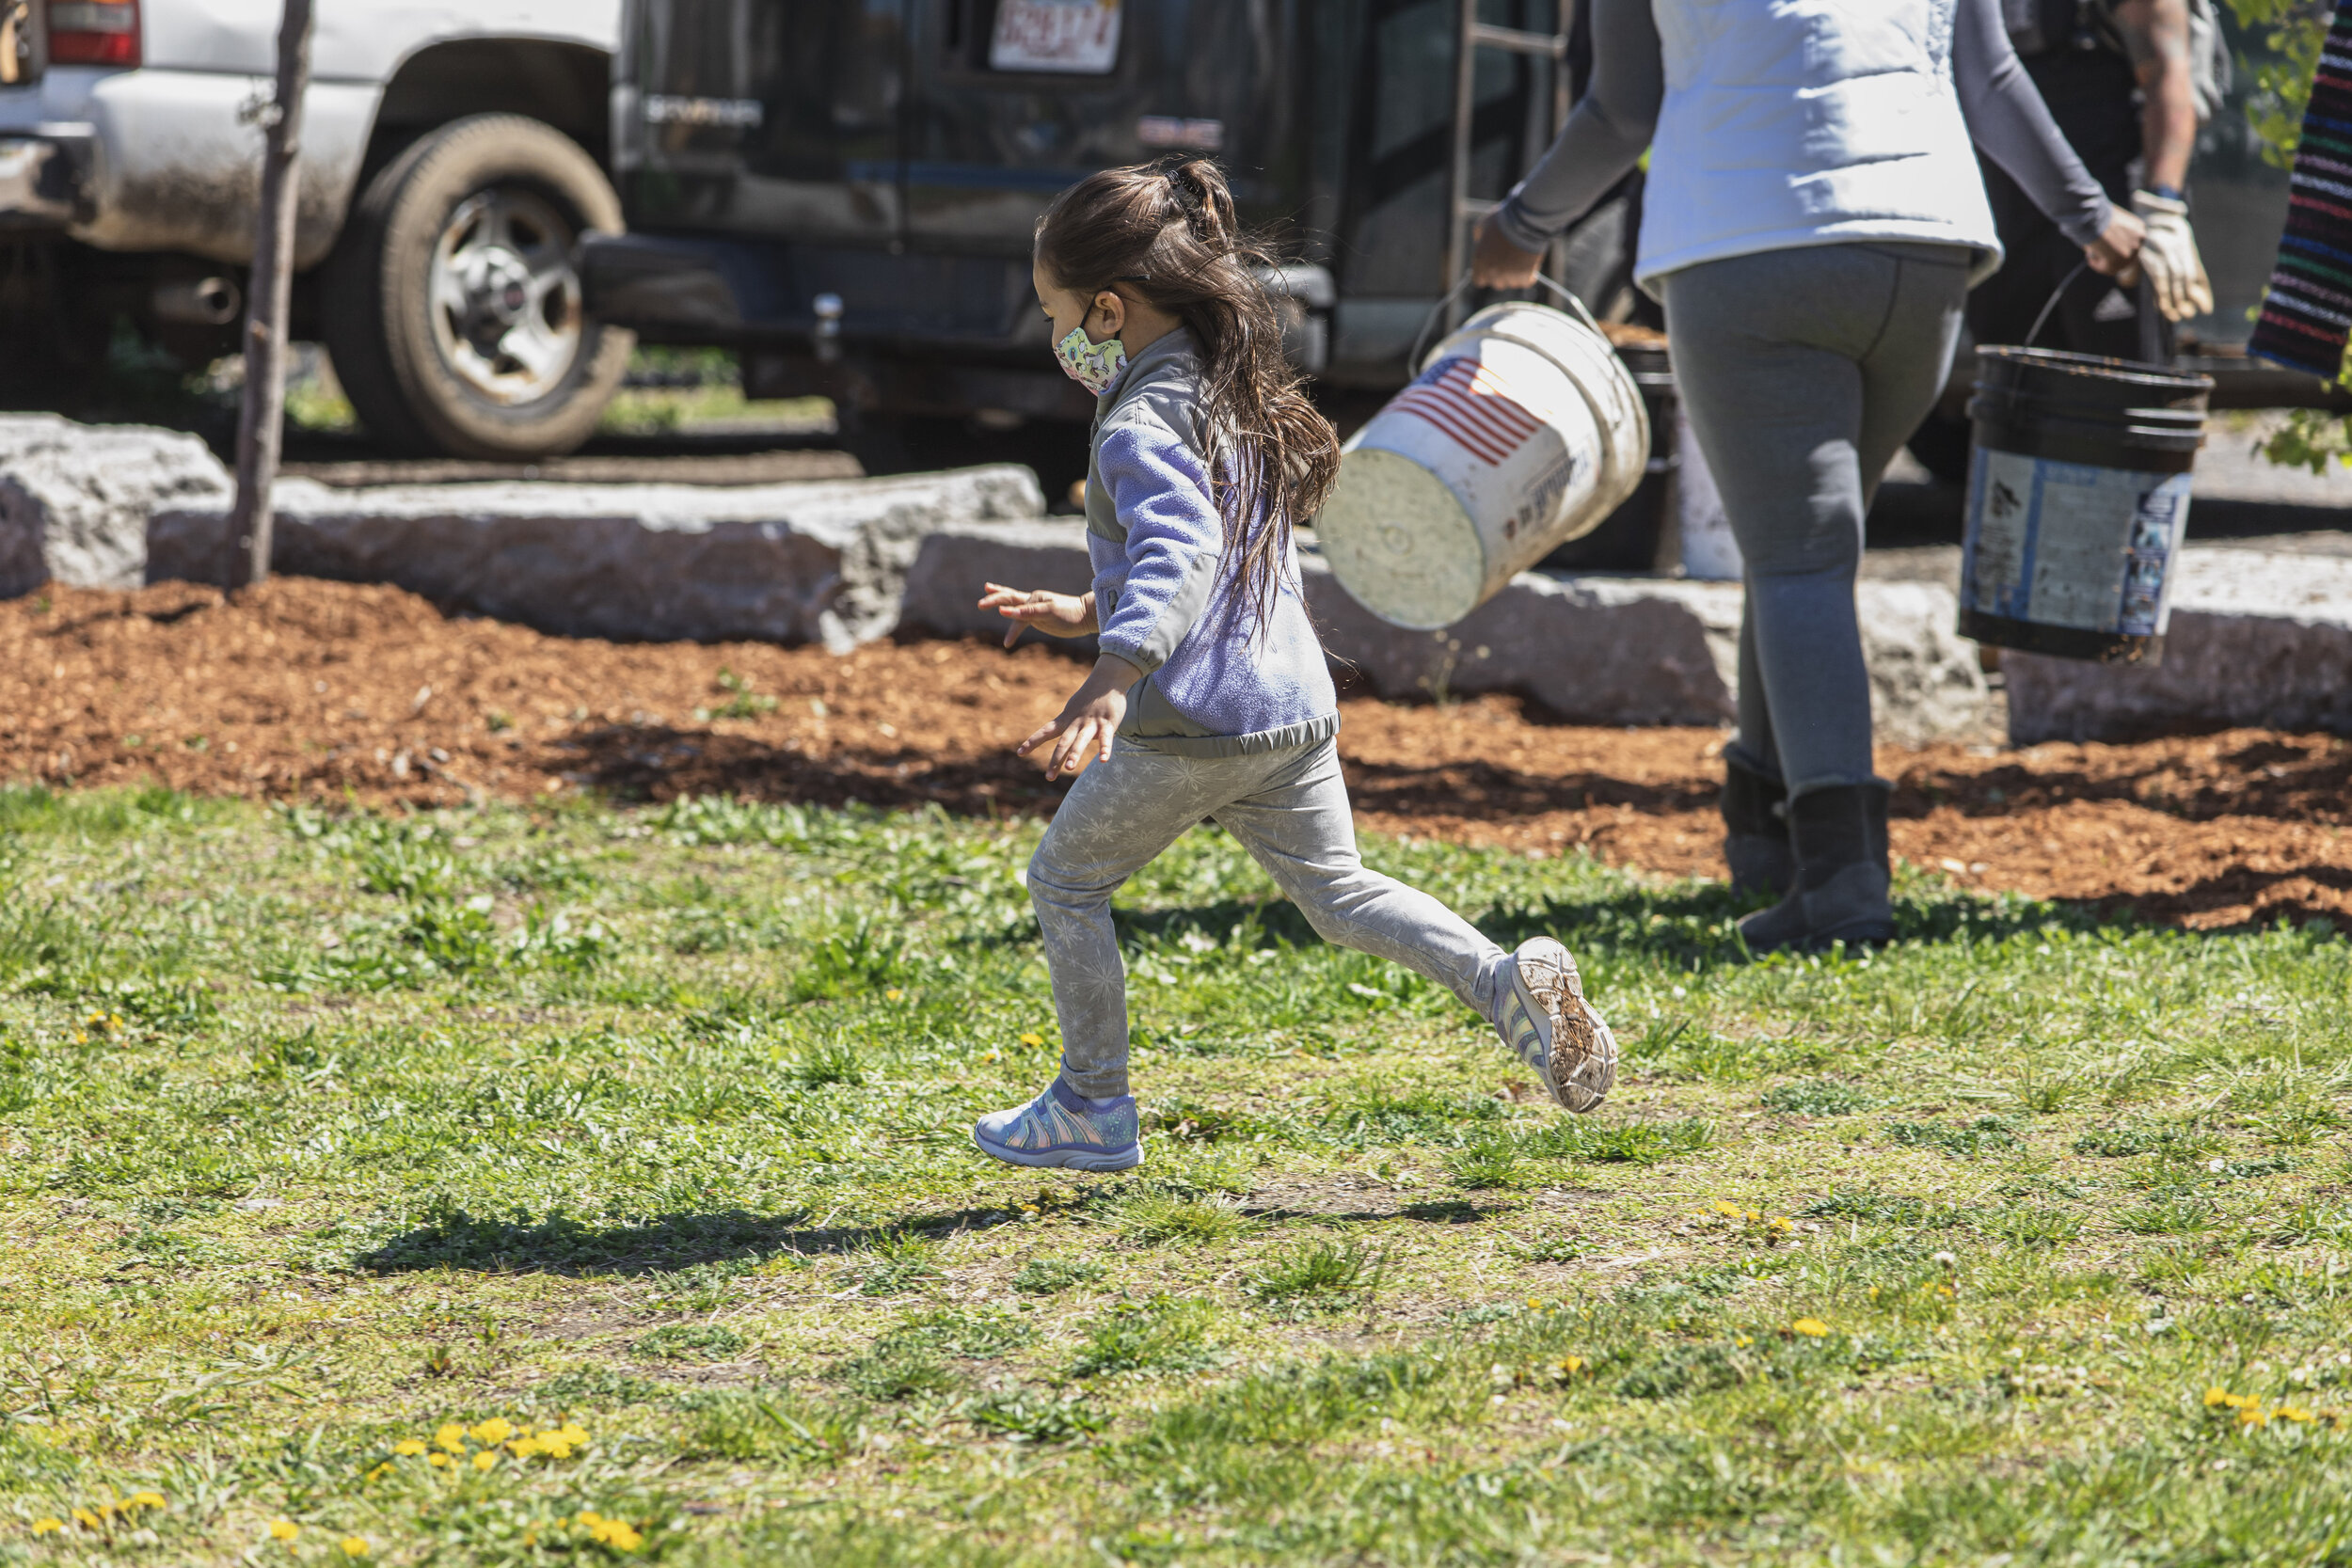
left=1390, top=355, right=1544, bottom=465
left=2250, top=0, right=2352, bottom=382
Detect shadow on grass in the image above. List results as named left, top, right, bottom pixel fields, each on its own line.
left=352, top=1201, right=1015, bottom=1276
left=1090, top=879, right=2101, bottom=972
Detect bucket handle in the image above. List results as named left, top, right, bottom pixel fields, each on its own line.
left=2022, top=259, right=2089, bottom=352
left=1405, top=271, right=1608, bottom=375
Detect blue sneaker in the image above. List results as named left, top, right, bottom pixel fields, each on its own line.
left=973, top=1079, right=1144, bottom=1171
left=1495, top=937, right=1616, bottom=1114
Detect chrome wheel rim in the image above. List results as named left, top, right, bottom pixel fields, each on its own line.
left=427, top=186, right=584, bottom=405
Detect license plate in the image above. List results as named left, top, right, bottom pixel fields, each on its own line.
left=990, top=0, right=1121, bottom=74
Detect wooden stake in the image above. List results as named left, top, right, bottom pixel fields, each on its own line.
left=225, top=0, right=314, bottom=590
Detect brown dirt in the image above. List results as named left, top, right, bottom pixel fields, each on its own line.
left=6, top=578, right=2346, bottom=932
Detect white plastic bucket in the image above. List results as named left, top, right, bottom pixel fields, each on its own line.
left=1314, top=299, right=1649, bottom=629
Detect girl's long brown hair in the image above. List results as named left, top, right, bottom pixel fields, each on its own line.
left=1035, top=158, right=1341, bottom=635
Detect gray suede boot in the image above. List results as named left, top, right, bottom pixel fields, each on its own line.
left=1721, top=758, right=1794, bottom=899
left=1737, top=783, right=1894, bottom=954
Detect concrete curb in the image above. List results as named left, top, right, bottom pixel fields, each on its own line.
left=901, top=519, right=1992, bottom=736
left=0, top=414, right=233, bottom=596
left=2004, top=548, right=2352, bottom=742
left=149, top=467, right=1046, bottom=651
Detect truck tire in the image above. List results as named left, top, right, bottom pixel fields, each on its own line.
left=322, top=114, right=632, bottom=459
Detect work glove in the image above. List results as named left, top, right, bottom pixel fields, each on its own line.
left=2130, top=190, right=2214, bottom=323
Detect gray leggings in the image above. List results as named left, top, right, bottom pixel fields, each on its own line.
left=1027, top=737, right=1512, bottom=1099
left=1661, top=242, right=1972, bottom=796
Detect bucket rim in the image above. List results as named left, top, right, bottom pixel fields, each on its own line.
left=1975, top=344, right=2214, bottom=395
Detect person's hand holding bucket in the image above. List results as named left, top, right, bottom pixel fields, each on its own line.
left=1470, top=214, right=1547, bottom=290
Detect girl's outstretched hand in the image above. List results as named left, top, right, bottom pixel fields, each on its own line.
left=1018, top=654, right=1141, bottom=781
left=979, top=582, right=1098, bottom=648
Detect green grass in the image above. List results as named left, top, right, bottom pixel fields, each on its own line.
left=2, top=785, right=2350, bottom=1563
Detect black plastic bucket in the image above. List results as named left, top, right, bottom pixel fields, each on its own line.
left=1959, top=347, right=2213, bottom=665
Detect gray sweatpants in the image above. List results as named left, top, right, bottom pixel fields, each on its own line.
left=1661, top=242, right=1972, bottom=798
left=1027, top=736, right=1512, bottom=1099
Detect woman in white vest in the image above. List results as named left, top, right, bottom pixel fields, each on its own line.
left=1475, top=0, right=2143, bottom=953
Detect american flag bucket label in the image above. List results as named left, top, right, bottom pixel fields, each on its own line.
left=1390, top=355, right=1550, bottom=467
left=1315, top=301, right=1649, bottom=628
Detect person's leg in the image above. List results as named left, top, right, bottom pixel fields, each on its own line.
left=1663, top=246, right=1882, bottom=800
left=1857, top=248, right=1972, bottom=510
left=1212, top=740, right=1616, bottom=1110
left=1024, top=747, right=1242, bottom=1101
left=977, top=745, right=1273, bottom=1169
left=1213, top=741, right=1510, bottom=1017
left=1721, top=604, right=1793, bottom=897
left=1664, top=243, right=1968, bottom=949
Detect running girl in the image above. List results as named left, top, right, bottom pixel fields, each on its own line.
left=970, top=158, right=1614, bottom=1172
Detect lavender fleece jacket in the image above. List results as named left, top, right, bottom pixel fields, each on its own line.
left=1083, top=329, right=1338, bottom=757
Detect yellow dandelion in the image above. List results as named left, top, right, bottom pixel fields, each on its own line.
left=2280, top=1405, right=2316, bottom=1424
left=1709, top=1200, right=1743, bottom=1218
left=2204, top=1386, right=2232, bottom=1407
left=72, top=1032, right=87, bottom=1045
left=32, top=1519, right=63, bottom=1534
left=1790, top=1318, right=1830, bottom=1338
left=426, top=1452, right=452, bottom=1468
left=435, top=1422, right=466, bottom=1453
left=1526, top=1296, right=1544, bottom=1310
left=1019, top=1031, right=1044, bottom=1047
left=72, top=1509, right=102, bottom=1530
left=392, top=1439, right=427, bottom=1457
left=508, top=1435, right=543, bottom=1458
left=1557, top=1355, right=1585, bottom=1373
left=2240, top=1408, right=2270, bottom=1427
left=268, top=1519, right=300, bottom=1542
left=556, top=1422, right=590, bottom=1446
left=366, top=1463, right=390, bottom=1481
left=1766, top=1216, right=1794, bottom=1232
left=885, top=989, right=904, bottom=1001
left=577, top=1512, right=605, bottom=1528
left=1734, top=1334, right=1755, bottom=1348
left=470, top=1417, right=514, bottom=1446
left=341, top=1537, right=371, bottom=1558
left=108, top=1013, right=123, bottom=1029
left=472, top=1449, right=498, bottom=1471
left=538, top=1437, right=574, bottom=1459
left=129, top=1492, right=166, bottom=1510
left=606, top=1521, right=644, bottom=1551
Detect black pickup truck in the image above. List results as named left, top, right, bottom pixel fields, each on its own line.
left=578, top=0, right=2329, bottom=493
left=578, top=0, right=1618, bottom=482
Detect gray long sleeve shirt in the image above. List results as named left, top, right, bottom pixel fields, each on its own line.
left=1491, top=0, right=2114, bottom=262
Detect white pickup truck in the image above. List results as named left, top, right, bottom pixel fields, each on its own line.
left=0, top=0, right=628, bottom=457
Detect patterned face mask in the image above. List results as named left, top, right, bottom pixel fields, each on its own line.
left=1053, top=323, right=1128, bottom=395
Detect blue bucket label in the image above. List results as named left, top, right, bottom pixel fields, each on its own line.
left=1961, top=448, right=2192, bottom=638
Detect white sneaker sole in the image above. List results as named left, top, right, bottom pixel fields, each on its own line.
left=1505, top=937, right=1616, bottom=1115
left=971, top=1128, right=1144, bottom=1172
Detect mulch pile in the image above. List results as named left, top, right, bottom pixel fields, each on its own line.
left=7, top=579, right=2346, bottom=932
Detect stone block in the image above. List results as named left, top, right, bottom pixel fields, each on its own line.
left=2004, top=548, right=2352, bottom=742
left=900, top=520, right=1991, bottom=736
left=150, top=465, right=1043, bottom=650
left=898, top=518, right=1099, bottom=643
left=0, top=414, right=233, bottom=597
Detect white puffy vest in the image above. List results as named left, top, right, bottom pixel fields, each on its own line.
left=1638, top=0, right=2003, bottom=287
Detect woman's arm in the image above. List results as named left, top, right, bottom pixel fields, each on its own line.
left=1951, top=0, right=2137, bottom=262
left=1477, top=0, right=1662, bottom=280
